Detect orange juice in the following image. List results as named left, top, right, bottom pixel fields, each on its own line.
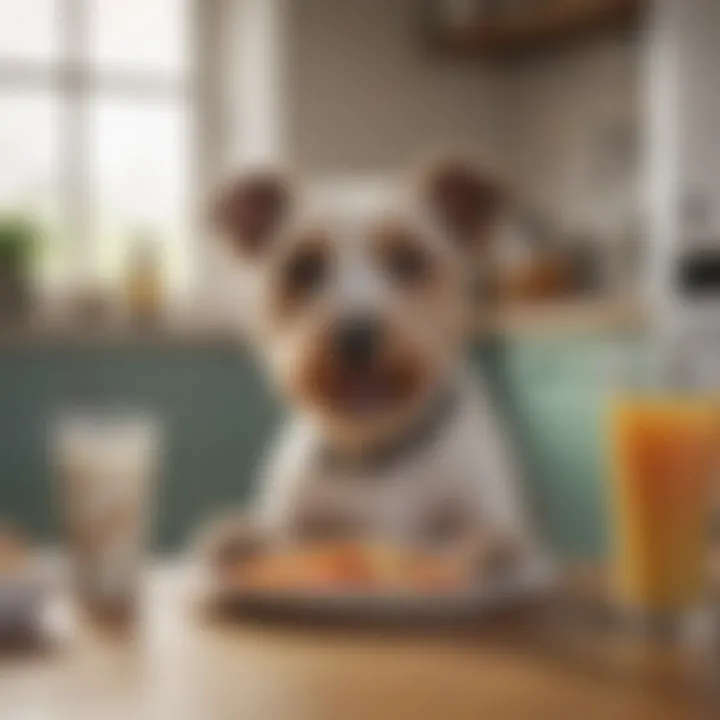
left=609, top=398, right=719, bottom=613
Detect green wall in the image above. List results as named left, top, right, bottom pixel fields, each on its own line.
left=0, top=336, right=628, bottom=556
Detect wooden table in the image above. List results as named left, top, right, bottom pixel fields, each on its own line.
left=1, top=565, right=717, bottom=720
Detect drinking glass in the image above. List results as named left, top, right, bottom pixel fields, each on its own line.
left=606, top=344, right=720, bottom=632
left=51, top=409, right=161, bottom=621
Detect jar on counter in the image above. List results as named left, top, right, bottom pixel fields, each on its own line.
left=125, top=232, right=164, bottom=326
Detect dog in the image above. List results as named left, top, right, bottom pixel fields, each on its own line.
left=200, top=159, right=535, bottom=573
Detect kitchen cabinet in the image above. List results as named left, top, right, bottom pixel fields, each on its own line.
left=477, top=333, right=641, bottom=557
left=427, top=0, right=645, bottom=58
left=0, top=344, right=280, bottom=549
left=0, top=332, right=640, bottom=555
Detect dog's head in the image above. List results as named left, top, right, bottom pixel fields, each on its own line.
left=211, top=160, right=502, bottom=445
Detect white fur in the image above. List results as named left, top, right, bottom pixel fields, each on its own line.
left=216, top=174, right=535, bottom=551
left=254, top=364, right=532, bottom=546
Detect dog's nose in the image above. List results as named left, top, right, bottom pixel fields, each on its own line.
left=331, top=317, right=381, bottom=368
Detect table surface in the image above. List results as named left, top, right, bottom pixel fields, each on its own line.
left=1, top=565, right=718, bottom=720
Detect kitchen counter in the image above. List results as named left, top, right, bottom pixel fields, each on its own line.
left=0, top=318, right=240, bottom=350
left=475, top=295, right=646, bottom=337
left=0, top=297, right=646, bottom=349
left=1, top=564, right=714, bottom=720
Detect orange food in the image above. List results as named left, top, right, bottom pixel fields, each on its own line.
left=0, top=524, right=29, bottom=575
left=223, top=541, right=470, bottom=595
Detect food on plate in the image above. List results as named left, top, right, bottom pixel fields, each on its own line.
left=0, top=524, right=29, bottom=576
left=218, top=541, right=473, bottom=595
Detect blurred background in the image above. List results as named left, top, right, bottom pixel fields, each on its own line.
left=0, top=0, right=717, bottom=558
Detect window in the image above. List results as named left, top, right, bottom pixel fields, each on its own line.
left=0, top=0, right=193, bottom=297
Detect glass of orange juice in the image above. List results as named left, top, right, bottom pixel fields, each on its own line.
left=608, top=396, right=719, bottom=622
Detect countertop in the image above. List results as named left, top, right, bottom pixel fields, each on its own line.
left=0, top=296, right=646, bottom=350
left=0, top=564, right=715, bottom=720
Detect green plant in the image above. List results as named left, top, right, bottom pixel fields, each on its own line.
left=0, top=216, right=40, bottom=273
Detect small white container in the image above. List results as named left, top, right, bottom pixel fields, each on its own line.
left=0, top=557, right=50, bottom=638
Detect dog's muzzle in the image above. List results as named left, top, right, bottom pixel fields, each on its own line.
left=330, top=316, right=382, bottom=370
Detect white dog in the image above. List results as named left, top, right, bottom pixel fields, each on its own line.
left=202, top=160, right=535, bottom=571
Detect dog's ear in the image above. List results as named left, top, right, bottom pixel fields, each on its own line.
left=420, top=160, right=503, bottom=251
left=210, top=170, right=292, bottom=258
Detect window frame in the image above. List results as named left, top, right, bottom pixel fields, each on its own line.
left=0, top=0, right=202, bottom=290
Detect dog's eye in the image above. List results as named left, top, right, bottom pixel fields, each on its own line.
left=283, top=246, right=328, bottom=300
left=384, top=242, right=430, bottom=285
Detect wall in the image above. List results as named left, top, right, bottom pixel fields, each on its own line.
left=285, top=0, right=504, bottom=178
left=501, top=34, right=641, bottom=235
left=675, top=0, right=720, bottom=231
left=642, top=0, right=720, bottom=327
left=283, top=0, right=641, bottom=236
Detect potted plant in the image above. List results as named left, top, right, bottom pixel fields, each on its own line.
left=0, top=215, right=39, bottom=324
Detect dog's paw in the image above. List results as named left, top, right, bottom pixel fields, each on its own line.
left=459, top=529, right=525, bottom=580
left=194, top=513, right=266, bottom=570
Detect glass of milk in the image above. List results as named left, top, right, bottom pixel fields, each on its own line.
left=51, top=409, right=162, bottom=622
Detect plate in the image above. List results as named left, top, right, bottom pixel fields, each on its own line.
left=206, top=553, right=557, bottom=621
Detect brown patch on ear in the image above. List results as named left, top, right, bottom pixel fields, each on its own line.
left=422, top=161, right=503, bottom=250
left=210, top=170, right=291, bottom=258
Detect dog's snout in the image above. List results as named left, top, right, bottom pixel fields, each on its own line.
left=332, top=317, right=381, bottom=368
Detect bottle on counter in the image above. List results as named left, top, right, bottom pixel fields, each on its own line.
left=125, top=231, right=164, bottom=327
